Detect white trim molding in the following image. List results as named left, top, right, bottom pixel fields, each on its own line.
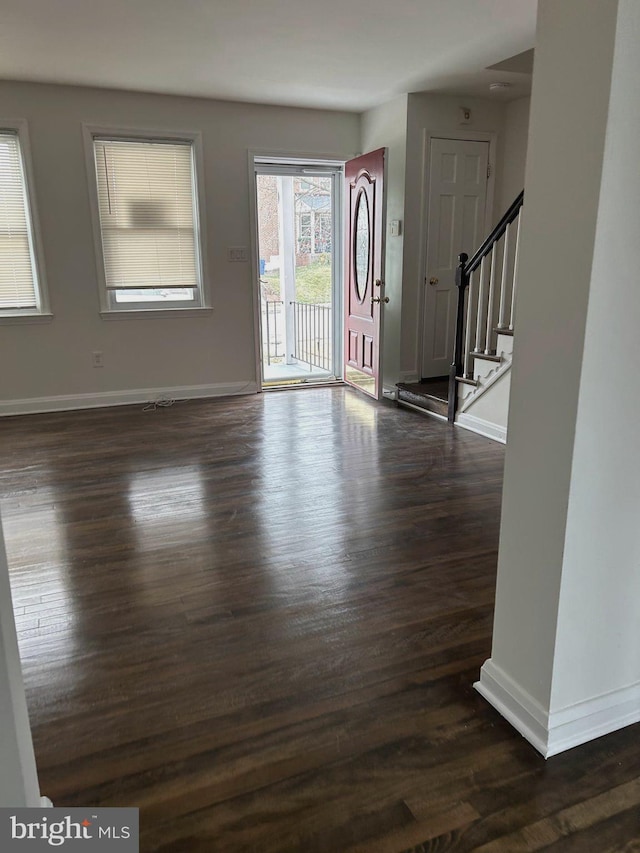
left=475, top=659, right=640, bottom=758
left=82, top=123, right=210, bottom=315
left=458, top=357, right=512, bottom=414
left=248, top=150, right=346, bottom=389
left=414, top=128, right=498, bottom=382
left=0, top=118, right=51, bottom=320
left=0, top=381, right=258, bottom=417
left=475, top=660, right=550, bottom=755
left=99, top=307, right=213, bottom=321
left=397, top=399, right=447, bottom=423
left=456, top=412, right=507, bottom=444
left=0, top=313, right=53, bottom=326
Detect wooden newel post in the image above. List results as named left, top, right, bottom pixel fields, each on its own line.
left=448, top=252, right=469, bottom=423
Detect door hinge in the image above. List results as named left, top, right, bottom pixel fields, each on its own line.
left=487, top=163, right=491, bottom=179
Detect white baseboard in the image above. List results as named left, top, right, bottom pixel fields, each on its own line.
left=475, top=660, right=550, bottom=755
left=456, top=412, right=507, bottom=444
left=475, top=658, right=640, bottom=758
left=0, top=381, right=259, bottom=417
left=397, top=399, right=448, bottom=423
left=41, top=796, right=53, bottom=808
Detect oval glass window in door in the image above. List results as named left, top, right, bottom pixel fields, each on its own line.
left=354, top=190, right=370, bottom=302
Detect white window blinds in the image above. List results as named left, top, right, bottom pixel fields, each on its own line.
left=0, top=132, right=39, bottom=309
left=93, top=138, right=200, bottom=290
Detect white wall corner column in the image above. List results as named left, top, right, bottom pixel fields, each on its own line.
left=476, top=0, right=640, bottom=758
left=0, top=517, right=46, bottom=806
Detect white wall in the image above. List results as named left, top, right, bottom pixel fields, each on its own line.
left=1, top=81, right=530, bottom=405
left=501, top=96, right=530, bottom=211
left=476, top=0, right=640, bottom=756
left=400, top=93, right=509, bottom=381
left=490, top=0, right=618, bottom=711
left=0, top=82, right=359, bottom=410
left=551, top=0, right=640, bottom=712
left=360, top=95, right=408, bottom=393
left=0, top=518, right=41, bottom=806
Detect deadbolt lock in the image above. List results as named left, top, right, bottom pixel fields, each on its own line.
left=375, top=279, right=383, bottom=287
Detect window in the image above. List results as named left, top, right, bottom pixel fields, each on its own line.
left=0, top=127, right=48, bottom=319
left=89, top=133, right=207, bottom=312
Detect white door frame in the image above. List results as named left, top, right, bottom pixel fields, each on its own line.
left=417, top=130, right=497, bottom=380
left=247, top=151, right=345, bottom=389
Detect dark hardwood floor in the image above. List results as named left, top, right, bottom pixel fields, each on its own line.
left=0, top=386, right=638, bottom=851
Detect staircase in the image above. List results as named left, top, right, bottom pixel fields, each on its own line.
left=397, top=191, right=524, bottom=443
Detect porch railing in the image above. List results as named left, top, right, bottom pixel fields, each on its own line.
left=262, top=300, right=285, bottom=365
left=290, top=301, right=332, bottom=371
left=448, top=191, right=524, bottom=422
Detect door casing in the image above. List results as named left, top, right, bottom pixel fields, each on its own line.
left=248, top=151, right=345, bottom=389
left=418, top=131, right=496, bottom=380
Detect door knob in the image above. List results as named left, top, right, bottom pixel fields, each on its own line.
left=429, top=277, right=439, bottom=286
left=371, top=296, right=389, bottom=304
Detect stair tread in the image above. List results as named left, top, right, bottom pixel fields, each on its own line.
left=455, top=376, right=479, bottom=387
left=494, top=327, right=514, bottom=336
left=396, top=384, right=448, bottom=416
left=471, top=352, right=502, bottom=362
left=396, top=381, right=448, bottom=400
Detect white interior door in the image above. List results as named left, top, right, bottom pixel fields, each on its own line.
left=421, top=138, right=489, bottom=378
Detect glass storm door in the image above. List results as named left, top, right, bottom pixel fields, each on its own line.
left=254, top=162, right=341, bottom=387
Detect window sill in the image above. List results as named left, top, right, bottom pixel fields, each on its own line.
left=99, top=307, right=213, bottom=320
left=0, top=313, right=54, bottom=326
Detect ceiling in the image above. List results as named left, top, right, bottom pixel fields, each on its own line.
left=0, top=0, right=537, bottom=112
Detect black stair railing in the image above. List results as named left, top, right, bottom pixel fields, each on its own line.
left=448, top=190, right=524, bottom=423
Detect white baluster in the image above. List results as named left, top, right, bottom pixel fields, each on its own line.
left=485, top=247, right=497, bottom=354
left=464, top=270, right=474, bottom=377
left=510, top=212, right=522, bottom=331
left=475, top=256, right=486, bottom=352
left=497, top=222, right=510, bottom=329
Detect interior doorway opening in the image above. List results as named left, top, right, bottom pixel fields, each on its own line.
left=420, top=135, right=493, bottom=381
left=254, top=159, right=343, bottom=388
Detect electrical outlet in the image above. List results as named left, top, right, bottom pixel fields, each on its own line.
left=92, top=351, right=104, bottom=368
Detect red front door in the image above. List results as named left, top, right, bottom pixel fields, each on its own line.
left=344, top=149, right=385, bottom=399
